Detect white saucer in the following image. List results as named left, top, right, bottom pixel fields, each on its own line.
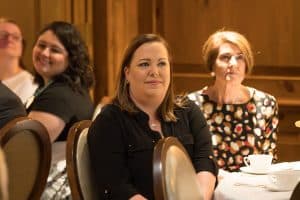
left=265, top=183, right=293, bottom=192
left=240, top=166, right=269, bottom=175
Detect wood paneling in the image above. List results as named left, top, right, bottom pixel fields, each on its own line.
left=0, top=0, right=39, bottom=71
left=38, top=0, right=71, bottom=27
left=93, top=0, right=139, bottom=101
left=159, top=0, right=300, bottom=66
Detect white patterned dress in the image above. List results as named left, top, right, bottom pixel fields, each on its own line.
left=188, top=87, right=279, bottom=171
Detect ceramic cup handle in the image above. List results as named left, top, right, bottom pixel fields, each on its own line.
left=243, top=157, right=250, bottom=167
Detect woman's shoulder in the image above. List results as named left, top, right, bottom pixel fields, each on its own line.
left=249, top=87, right=277, bottom=103
left=174, top=96, right=201, bottom=113
left=187, top=86, right=209, bottom=106
left=101, top=103, right=122, bottom=114
left=188, top=86, right=208, bottom=97
left=92, top=104, right=129, bottom=127
left=45, top=81, right=88, bottom=98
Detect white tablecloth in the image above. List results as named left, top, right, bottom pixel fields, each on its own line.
left=214, top=162, right=300, bottom=200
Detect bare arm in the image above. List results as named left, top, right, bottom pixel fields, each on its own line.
left=28, top=111, right=65, bottom=142
left=197, top=171, right=216, bottom=200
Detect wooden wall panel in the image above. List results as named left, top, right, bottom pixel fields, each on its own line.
left=93, top=0, right=139, bottom=101
left=38, top=0, right=71, bottom=27
left=160, top=0, right=300, bottom=66
left=0, top=0, right=39, bottom=71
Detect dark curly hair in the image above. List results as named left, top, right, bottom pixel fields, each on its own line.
left=33, top=21, right=94, bottom=92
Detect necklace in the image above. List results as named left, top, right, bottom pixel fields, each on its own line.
left=25, top=80, right=54, bottom=109
left=149, top=122, right=164, bottom=139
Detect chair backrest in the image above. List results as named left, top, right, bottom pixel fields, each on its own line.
left=66, top=120, right=99, bottom=200
left=92, top=103, right=103, bottom=121
left=0, top=148, right=8, bottom=200
left=153, top=137, right=203, bottom=200
left=290, top=181, right=300, bottom=200
left=0, top=116, right=51, bottom=200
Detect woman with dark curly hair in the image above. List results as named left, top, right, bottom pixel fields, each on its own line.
left=26, top=21, right=94, bottom=142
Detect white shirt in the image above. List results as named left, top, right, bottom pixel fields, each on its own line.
left=2, top=70, right=38, bottom=104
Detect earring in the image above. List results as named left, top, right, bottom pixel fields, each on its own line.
left=210, top=72, right=215, bottom=77
left=125, top=79, right=129, bottom=84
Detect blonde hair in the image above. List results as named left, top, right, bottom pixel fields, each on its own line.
left=0, top=148, right=8, bottom=200
left=202, top=30, right=254, bottom=74
left=0, top=17, right=26, bottom=68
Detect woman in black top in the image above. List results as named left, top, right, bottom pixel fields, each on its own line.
left=26, top=21, right=94, bottom=142
left=0, top=81, right=26, bottom=129
left=88, top=34, right=218, bottom=200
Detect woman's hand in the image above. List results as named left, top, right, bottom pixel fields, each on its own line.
left=197, top=171, right=216, bottom=200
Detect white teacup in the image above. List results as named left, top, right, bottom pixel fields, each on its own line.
left=243, top=154, right=273, bottom=171
left=268, top=169, right=300, bottom=191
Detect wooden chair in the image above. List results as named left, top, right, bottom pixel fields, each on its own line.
left=0, top=148, right=8, bottom=200
left=290, top=181, right=300, bottom=200
left=153, top=137, right=203, bottom=200
left=0, top=116, right=51, bottom=200
left=66, top=120, right=99, bottom=200
left=92, top=103, right=103, bottom=121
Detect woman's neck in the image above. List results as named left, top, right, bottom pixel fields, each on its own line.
left=42, top=77, right=53, bottom=86
left=129, top=93, right=164, bottom=137
left=131, top=96, right=158, bottom=117
left=130, top=92, right=162, bottom=121
left=207, top=82, right=250, bottom=105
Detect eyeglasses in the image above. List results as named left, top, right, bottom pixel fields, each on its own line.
left=0, top=31, right=22, bottom=42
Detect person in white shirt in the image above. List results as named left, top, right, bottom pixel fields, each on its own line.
left=0, top=17, right=37, bottom=103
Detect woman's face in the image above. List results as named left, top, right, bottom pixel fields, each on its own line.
left=125, top=41, right=170, bottom=104
left=213, top=42, right=246, bottom=84
left=32, top=30, right=68, bottom=82
left=0, top=22, right=22, bottom=59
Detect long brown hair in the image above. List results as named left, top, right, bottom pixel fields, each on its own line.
left=114, top=33, right=183, bottom=122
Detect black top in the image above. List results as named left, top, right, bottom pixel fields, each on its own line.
left=0, top=82, right=26, bottom=129
left=88, top=100, right=218, bottom=200
left=27, top=81, right=94, bottom=141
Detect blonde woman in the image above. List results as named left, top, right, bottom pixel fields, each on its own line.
left=189, top=30, right=278, bottom=172
left=0, top=17, right=37, bottom=103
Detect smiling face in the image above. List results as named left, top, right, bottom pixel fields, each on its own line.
left=32, top=30, right=68, bottom=83
left=0, top=22, right=22, bottom=59
left=213, top=42, right=246, bottom=85
left=125, top=41, right=170, bottom=104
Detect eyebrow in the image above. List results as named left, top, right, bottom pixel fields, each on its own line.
left=37, top=40, right=66, bottom=51
left=138, top=58, right=167, bottom=62
left=138, top=58, right=151, bottom=62
left=219, top=52, right=243, bottom=56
